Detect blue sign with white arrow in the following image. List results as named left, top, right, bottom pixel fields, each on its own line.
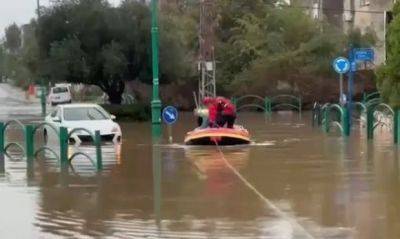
left=162, top=106, right=178, bottom=125
left=333, top=57, right=350, bottom=74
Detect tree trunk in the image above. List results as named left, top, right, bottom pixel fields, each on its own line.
left=104, top=79, right=125, bottom=104
left=107, top=90, right=123, bottom=104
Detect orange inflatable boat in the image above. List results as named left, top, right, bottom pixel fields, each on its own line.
left=184, top=126, right=251, bottom=145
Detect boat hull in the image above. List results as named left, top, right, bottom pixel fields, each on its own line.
left=184, top=126, right=251, bottom=146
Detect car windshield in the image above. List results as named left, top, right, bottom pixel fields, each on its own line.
left=52, top=87, right=68, bottom=94
left=63, top=107, right=109, bottom=121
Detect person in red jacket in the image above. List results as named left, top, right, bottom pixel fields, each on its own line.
left=202, top=97, right=218, bottom=128
left=216, top=97, right=236, bottom=128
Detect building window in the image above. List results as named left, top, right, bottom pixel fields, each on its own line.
left=360, top=0, right=370, bottom=7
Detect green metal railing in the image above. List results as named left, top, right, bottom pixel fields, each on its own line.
left=270, top=95, right=302, bottom=114
left=233, top=94, right=302, bottom=116
left=321, top=104, right=350, bottom=136
left=0, top=121, right=104, bottom=173
left=366, top=103, right=399, bottom=144
left=363, top=91, right=380, bottom=104
left=314, top=101, right=400, bottom=143
left=232, top=95, right=271, bottom=117
left=67, top=128, right=102, bottom=171
left=3, top=120, right=26, bottom=158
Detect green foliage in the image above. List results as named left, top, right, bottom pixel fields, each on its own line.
left=35, top=0, right=196, bottom=104
left=215, top=3, right=376, bottom=96
left=101, top=103, right=150, bottom=121
left=4, top=23, right=21, bottom=54
left=158, top=2, right=198, bottom=84
left=377, top=2, right=400, bottom=108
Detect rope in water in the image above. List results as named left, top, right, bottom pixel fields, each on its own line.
left=213, top=142, right=315, bottom=239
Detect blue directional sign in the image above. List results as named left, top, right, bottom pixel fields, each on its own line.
left=354, top=48, right=374, bottom=62
left=162, top=106, right=178, bottom=125
left=333, top=57, right=350, bottom=74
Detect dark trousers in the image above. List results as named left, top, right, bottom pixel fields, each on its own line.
left=223, top=115, right=236, bottom=128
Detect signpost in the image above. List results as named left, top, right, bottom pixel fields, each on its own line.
left=354, top=48, right=374, bottom=62
left=347, top=47, right=374, bottom=125
left=333, top=57, right=350, bottom=106
left=162, top=106, right=178, bottom=143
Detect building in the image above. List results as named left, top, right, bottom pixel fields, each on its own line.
left=291, top=0, right=395, bottom=64
left=344, top=0, right=395, bottom=64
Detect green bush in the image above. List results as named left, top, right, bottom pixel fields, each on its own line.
left=101, top=103, right=150, bottom=121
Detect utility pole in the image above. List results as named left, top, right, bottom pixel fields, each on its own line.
left=151, top=0, right=162, bottom=138
left=198, top=0, right=216, bottom=102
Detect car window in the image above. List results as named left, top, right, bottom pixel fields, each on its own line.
left=63, top=107, right=109, bottom=121
left=52, top=87, right=69, bottom=94
left=50, top=109, right=58, bottom=117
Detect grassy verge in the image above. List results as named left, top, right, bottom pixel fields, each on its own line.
left=101, top=103, right=150, bottom=121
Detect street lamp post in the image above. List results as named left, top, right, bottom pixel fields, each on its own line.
left=36, top=0, right=46, bottom=117
left=151, top=0, right=162, bottom=138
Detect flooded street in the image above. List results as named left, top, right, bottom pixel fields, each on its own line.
left=1, top=111, right=400, bottom=238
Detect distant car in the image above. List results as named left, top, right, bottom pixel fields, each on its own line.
left=48, top=86, right=72, bottom=106
left=44, top=104, right=122, bottom=144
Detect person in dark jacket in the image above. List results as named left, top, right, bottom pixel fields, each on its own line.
left=216, top=97, right=236, bottom=128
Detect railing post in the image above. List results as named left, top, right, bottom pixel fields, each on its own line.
left=342, top=106, right=350, bottom=137
left=264, top=97, right=271, bottom=118
left=59, top=127, right=69, bottom=171
left=367, top=107, right=374, bottom=140
left=323, top=107, right=330, bottom=133
left=0, top=122, right=4, bottom=155
left=312, top=106, right=316, bottom=127
left=0, top=122, right=4, bottom=174
left=94, top=130, right=103, bottom=171
left=362, top=92, right=367, bottom=104
left=395, top=109, right=400, bottom=144
left=299, top=97, right=302, bottom=119
left=25, top=125, right=34, bottom=165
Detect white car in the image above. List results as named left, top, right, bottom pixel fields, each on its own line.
left=44, top=104, right=122, bottom=144
left=48, top=85, right=72, bottom=106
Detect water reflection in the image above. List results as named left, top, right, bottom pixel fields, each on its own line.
left=3, top=113, right=400, bottom=238
left=185, top=147, right=249, bottom=198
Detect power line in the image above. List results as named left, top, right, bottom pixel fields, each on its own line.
left=281, top=5, right=387, bottom=14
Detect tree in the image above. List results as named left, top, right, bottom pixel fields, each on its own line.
left=214, top=1, right=376, bottom=98
left=36, top=0, right=198, bottom=104
left=0, top=46, right=5, bottom=81
left=4, top=23, right=22, bottom=54
left=37, top=0, right=146, bottom=104
left=376, top=2, right=400, bottom=108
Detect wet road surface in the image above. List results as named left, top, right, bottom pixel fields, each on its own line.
left=0, top=96, right=399, bottom=238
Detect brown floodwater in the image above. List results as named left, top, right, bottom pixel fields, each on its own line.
left=1, top=112, right=399, bottom=238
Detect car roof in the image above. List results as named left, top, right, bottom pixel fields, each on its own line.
left=58, top=104, right=101, bottom=109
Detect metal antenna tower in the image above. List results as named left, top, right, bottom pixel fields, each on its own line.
left=198, top=0, right=216, bottom=101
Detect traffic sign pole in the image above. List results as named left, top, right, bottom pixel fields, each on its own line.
left=333, top=57, right=350, bottom=106
left=339, top=73, right=344, bottom=106
left=167, top=125, right=173, bottom=144
left=348, top=48, right=354, bottom=126
left=162, top=106, right=178, bottom=144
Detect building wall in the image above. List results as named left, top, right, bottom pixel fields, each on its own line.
left=296, top=0, right=394, bottom=64
left=347, top=0, right=394, bottom=64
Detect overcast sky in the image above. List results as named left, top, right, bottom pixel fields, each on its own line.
left=0, top=0, right=122, bottom=37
